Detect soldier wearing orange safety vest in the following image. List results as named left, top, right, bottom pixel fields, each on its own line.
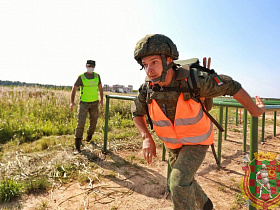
left=131, top=34, right=265, bottom=210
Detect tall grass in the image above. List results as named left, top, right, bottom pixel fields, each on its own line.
left=0, top=86, right=77, bottom=143
left=0, top=86, right=135, bottom=144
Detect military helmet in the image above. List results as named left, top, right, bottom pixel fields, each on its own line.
left=134, top=34, right=179, bottom=65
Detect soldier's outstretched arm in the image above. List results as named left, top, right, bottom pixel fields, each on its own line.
left=133, top=116, right=157, bottom=164
left=233, top=88, right=265, bottom=117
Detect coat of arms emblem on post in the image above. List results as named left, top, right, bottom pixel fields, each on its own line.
left=241, top=152, right=280, bottom=209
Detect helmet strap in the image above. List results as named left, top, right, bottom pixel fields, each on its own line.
left=149, top=55, right=175, bottom=83
left=151, top=75, right=162, bottom=83
left=159, top=55, right=174, bottom=82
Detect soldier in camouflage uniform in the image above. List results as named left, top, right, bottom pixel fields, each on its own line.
left=70, top=60, right=103, bottom=154
left=131, top=34, right=265, bottom=210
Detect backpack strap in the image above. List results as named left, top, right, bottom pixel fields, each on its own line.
left=150, top=86, right=191, bottom=92
left=145, top=104, right=153, bottom=130
left=141, top=82, right=153, bottom=130
left=189, top=67, right=222, bottom=166
left=190, top=63, right=215, bottom=74
left=189, top=68, right=224, bottom=132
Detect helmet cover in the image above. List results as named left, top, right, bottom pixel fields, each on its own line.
left=134, top=34, right=179, bottom=65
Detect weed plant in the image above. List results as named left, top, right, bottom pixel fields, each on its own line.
left=0, top=178, right=21, bottom=203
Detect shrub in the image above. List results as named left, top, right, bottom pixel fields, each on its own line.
left=0, top=178, right=21, bottom=203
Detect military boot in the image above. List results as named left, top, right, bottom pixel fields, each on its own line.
left=86, top=135, right=92, bottom=142
left=74, top=138, right=82, bottom=155
left=203, top=198, right=213, bottom=210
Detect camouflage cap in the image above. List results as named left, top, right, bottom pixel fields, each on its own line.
left=134, top=34, right=179, bottom=65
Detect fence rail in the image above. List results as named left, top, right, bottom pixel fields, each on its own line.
left=103, top=95, right=280, bottom=159
left=212, top=99, right=280, bottom=162
left=102, top=95, right=280, bottom=210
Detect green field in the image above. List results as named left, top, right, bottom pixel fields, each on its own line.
left=0, top=85, right=279, bottom=206
left=0, top=85, right=146, bottom=204
left=0, top=86, right=138, bottom=144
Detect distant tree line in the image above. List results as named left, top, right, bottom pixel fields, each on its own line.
left=0, top=80, right=72, bottom=91
left=0, top=80, right=278, bottom=100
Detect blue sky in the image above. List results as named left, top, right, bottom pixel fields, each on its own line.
left=1, top=0, right=280, bottom=98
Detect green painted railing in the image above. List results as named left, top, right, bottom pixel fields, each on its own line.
left=103, top=95, right=136, bottom=153
left=212, top=99, right=280, bottom=164
left=103, top=95, right=280, bottom=158
left=103, top=95, right=280, bottom=209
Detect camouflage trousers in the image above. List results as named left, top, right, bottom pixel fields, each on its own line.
left=75, top=101, right=99, bottom=139
left=167, top=145, right=209, bottom=210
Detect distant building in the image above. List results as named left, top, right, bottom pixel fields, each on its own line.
left=103, top=84, right=111, bottom=91
left=103, top=84, right=133, bottom=93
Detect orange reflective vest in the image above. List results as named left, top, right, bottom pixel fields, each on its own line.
left=148, top=93, right=214, bottom=149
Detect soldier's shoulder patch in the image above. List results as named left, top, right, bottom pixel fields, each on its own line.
left=213, top=75, right=224, bottom=86
left=218, top=74, right=233, bottom=84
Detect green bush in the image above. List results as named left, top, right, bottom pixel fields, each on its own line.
left=0, top=178, right=21, bottom=203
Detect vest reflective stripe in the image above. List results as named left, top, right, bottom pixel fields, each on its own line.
left=159, top=122, right=213, bottom=144
left=160, top=137, right=181, bottom=144
left=149, top=93, right=214, bottom=149
left=175, top=108, right=203, bottom=126
left=152, top=108, right=203, bottom=127
left=151, top=119, right=171, bottom=127
left=180, top=122, right=213, bottom=143
left=80, top=73, right=99, bottom=102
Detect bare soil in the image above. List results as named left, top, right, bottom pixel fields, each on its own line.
left=1, top=114, right=280, bottom=210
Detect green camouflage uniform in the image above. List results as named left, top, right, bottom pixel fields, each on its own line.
left=131, top=67, right=242, bottom=209
left=75, top=101, right=99, bottom=139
